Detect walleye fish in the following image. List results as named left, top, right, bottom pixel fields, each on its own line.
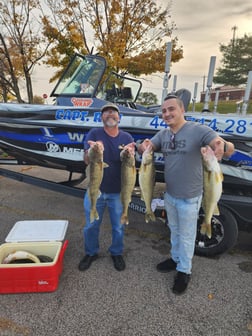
left=139, top=144, right=156, bottom=223
left=86, top=140, right=108, bottom=223
left=2, top=250, right=40, bottom=264
left=120, top=143, right=137, bottom=225
left=201, top=145, right=223, bottom=238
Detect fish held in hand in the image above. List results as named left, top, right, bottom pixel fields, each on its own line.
left=86, top=140, right=108, bottom=223
left=139, top=144, right=156, bottom=223
left=201, top=145, right=223, bottom=238
left=120, top=143, right=136, bottom=224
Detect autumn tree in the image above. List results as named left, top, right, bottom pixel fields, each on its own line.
left=0, top=33, right=24, bottom=102
left=0, top=0, right=50, bottom=103
left=41, top=0, right=183, bottom=82
left=214, top=34, right=252, bottom=86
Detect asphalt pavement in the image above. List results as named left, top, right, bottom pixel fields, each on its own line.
left=0, top=166, right=252, bottom=336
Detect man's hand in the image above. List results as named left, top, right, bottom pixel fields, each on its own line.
left=137, top=139, right=153, bottom=154
left=210, top=137, right=235, bottom=161
left=213, top=139, right=225, bottom=161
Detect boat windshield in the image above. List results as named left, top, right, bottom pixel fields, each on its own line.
left=51, top=54, right=106, bottom=97
left=50, top=53, right=142, bottom=104
left=96, top=72, right=142, bottom=103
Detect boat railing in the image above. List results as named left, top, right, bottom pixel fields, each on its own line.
left=236, top=100, right=244, bottom=114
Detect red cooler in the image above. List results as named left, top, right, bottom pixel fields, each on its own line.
left=0, top=220, right=68, bottom=294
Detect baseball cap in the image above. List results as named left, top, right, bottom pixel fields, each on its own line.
left=101, top=103, right=119, bottom=113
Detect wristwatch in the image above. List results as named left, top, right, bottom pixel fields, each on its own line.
left=223, top=141, right=227, bottom=153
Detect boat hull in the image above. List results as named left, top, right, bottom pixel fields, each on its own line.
left=0, top=103, right=251, bottom=193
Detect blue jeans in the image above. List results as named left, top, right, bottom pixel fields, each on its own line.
left=83, top=192, right=124, bottom=256
left=164, top=192, right=202, bottom=274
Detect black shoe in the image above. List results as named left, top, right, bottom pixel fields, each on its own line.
left=172, top=271, right=190, bottom=295
left=156, top=258, right=177, bottom=273
left=111, top=255, right=125, bottom=271
left=78, top=254, right=98, bottom=271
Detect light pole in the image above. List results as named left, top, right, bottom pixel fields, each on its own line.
left=162, top=42, right=172, bottom=102
left=202, top=56, right=216, bottom=112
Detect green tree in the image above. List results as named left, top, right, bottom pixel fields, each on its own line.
left=214, top=34, right=252, bottom=86
left=137, top=91, right=158, bottom=105
left=41, top=0, right=183, bottom=82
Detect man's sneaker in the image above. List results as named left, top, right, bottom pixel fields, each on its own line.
left=172, top=271, right=190, bottom=295
left=78, top=255, right=98, bottom=271
left=111, top=255, right=125, bottom=271
left=156, top=258, right=177, bottom=273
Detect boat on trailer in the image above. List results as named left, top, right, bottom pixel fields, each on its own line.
left=0, top=53, right=251, bottom=192
left=0, top=53, right=251, bottom=257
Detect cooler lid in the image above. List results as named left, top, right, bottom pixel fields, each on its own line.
left=5, top=220, right=69, bottom=243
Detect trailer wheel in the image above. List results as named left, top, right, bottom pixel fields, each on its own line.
left=195, top=205, right=238, bottom=257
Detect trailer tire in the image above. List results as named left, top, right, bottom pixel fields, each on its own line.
left=195, top=205, right=238, bottom=257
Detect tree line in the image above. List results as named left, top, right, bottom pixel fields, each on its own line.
left=0, top=0, right=182, bottom=103
left=0, top=1, right=251, bottom=104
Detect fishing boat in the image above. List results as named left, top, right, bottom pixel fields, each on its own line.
left=0, top=53, right=251, bottom=192
left=0, top=52, right=251, bottom=258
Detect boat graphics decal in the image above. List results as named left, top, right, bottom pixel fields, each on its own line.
left=71, top=98, right=93, bottom=107
left=0, top=129, right=87, bottom=144
left=53, top=109, right=252, bottom=137
left=0, top=139, right=84, bottom=161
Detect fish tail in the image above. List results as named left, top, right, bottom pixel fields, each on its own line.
left=121, top=213, right=129, bottom=225
left=205, top=224, right=212, bottom=239
left=200, top=223, right=212, bottom=239
left=145, top=211, right=156, bottom=223
left=200, top=223, right=206, bottom=235
left=90, top=209, right=99, bottom=223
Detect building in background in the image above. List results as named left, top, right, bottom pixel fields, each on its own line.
left=200, top=85, right=252, bottom=102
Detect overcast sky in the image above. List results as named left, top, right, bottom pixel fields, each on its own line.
left=32, top=0, right=252, bottom=103
left=142, top=0, right=252, bottom=102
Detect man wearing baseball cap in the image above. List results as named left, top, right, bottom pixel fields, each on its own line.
left=79, top=102, right=134, bottom=272
left=101, top=103, right=119, bottom=114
